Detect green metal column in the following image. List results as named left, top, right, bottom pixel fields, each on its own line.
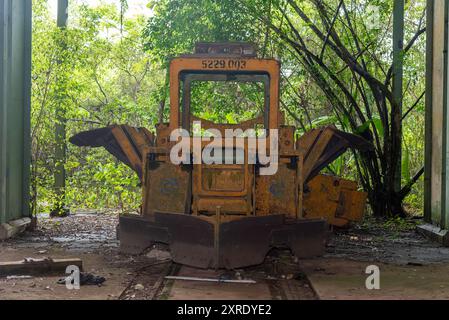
left=0, top=0, right=32, bottom=224
left=392, top=0, right=404, bottom=193
left=53, top=0, right=68, bottom=215
left=442, top=0, right=449, bottom=230
left=424, top=0, right=434, bottom=223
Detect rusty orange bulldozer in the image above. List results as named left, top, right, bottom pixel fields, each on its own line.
left=70, top=43, right=371, bottom=269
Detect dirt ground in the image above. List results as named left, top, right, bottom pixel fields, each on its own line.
left=1, top=212, right=449, bottom=300
left=326, top=216, right=449, bottom=265
left=0, top=211, right=314, bottom=300
left=302, top=216, right=449, bottom=299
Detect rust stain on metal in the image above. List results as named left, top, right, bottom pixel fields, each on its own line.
left=303, top=174, right=367, bottom=227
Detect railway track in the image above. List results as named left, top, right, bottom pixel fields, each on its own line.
left=120, top=250, right=318, bottom=300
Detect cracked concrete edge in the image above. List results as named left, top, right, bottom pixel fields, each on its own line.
left=0, top=218, right=31, bottom=240
left=417, top=223, right=449, bottom=246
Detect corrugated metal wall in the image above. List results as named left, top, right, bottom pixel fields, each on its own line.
left=0, top=0, right=32, bottom=224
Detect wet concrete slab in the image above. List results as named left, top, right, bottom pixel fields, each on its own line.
left=301, top=258, right=449, bottom=300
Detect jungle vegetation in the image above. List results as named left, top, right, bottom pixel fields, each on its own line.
left=31, top=0, right=427, bottom=217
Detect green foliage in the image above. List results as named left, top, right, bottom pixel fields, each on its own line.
left=31, top=0, right=162, bottom=214
left=190, top=81, right=264, bottom=123
left=382, top=216, right=417, bottom=232
left=31, top=0, right=427, bottom=216
left=143, top=0, right=265, bottom=64
left=143, top=0, right=426, bottom=216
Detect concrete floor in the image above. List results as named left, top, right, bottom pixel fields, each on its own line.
left=0, top=212, right=314, bottom=300
left=1, top=213, right=449, bottom=300
left=0, top=246, right=130, bottom=300
left=302, top=258, right=449, bottom=300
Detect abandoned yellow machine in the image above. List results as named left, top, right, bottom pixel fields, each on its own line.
left=70, top=43, right=371, bottom=269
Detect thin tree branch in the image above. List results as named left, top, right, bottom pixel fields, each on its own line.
left=401, top=91, right=425, bottom=121
left=398, top=166, right=425, bottom=200
left=320, top=0, right=344, bottom=59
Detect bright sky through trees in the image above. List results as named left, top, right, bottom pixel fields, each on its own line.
left=48, top=0, right=153, bottom=20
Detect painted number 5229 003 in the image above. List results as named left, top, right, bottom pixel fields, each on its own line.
left=201, top=59, right=247, bottom=70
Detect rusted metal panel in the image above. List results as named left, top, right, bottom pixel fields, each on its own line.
left=219, top=215, right=286, bottom=268
left=201, top=167, right=246, bottom=192
left=70, top=125, right=154, bottom=180
left=303, top=174, right=367, bottom=227
left=255, top=175, right=270, bottom=216
left=336, top=190, right=368, bottom=222
left=266, top=163, right=298, bottom=218
left=192, top=144, right=253, bottom=215
left=142, top=161, right=191, bottom=217
left=194, top=42, right=258, bottom=57
left=155, top=213, right=216, bottom=268
left=111, top=126, right=143, bottom=175
left=271, top=219, right=327, bottom=258
left=254, top=156, right=303, bottom=219
left=303, top=175, right=342, bottom=225
left=118, top=215, right=170, bottom=254
left=279, top=126, right=295, bottom=152
left=301, top=128, right=334, bottom=183
left=298, top=126, right=372, bottom=184
left=119, top=213, right=326, bottom=269
left=195, top=198, right=250, bottom=215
